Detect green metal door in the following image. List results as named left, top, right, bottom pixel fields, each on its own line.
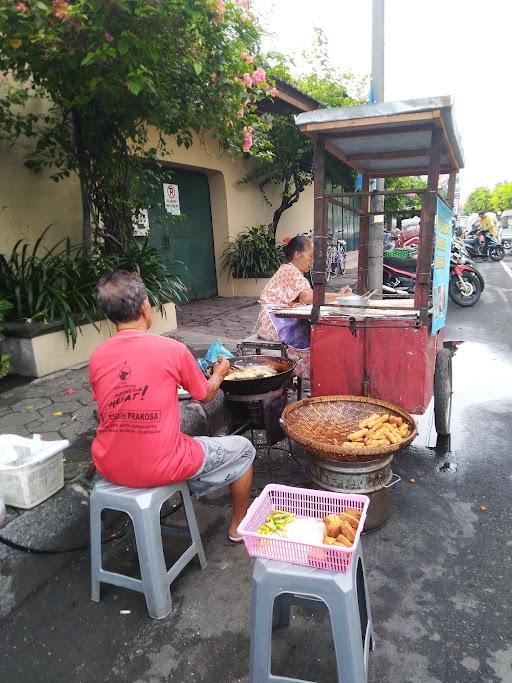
left=147, top=166, right=217, bottom=301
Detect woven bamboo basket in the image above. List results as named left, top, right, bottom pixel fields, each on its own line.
left=281, top=395, right=417, bottom=463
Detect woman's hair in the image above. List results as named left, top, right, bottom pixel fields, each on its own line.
left=283, top=234, right=312, bottom=262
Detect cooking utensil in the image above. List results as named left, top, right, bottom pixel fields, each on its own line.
left=220, top=355, right=297, bottom=395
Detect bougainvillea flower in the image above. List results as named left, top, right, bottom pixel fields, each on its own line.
left=252, top=67, right=266, bottom=85
left=235, top=0, right=249, bottom=8
left=242, top=125, right=253, bottom=153
left=104, top=33, right=114, bottom=42
left=242, top=72, right=253, bottom=87
left=16, top=3, right=29, bottom=12
left=270, top=86, right=278, bottom=97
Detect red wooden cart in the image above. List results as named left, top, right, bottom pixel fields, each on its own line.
left=292, top=97, right=464, bottom=435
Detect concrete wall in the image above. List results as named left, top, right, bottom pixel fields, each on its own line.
left=2, top=303, right=177, bottom=378
left=0, top=127, right=313, bottom=296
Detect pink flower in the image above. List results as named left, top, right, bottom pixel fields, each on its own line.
left=252, top=67, right=266, bottom=85
left=52, top=0, right=70, bottom=19
left=270, top=86, right=278, bottom=97
left=104, top=33, right=114, bottom=42
left=211, top=0, right=224, bottom=22
left=242, top=125, right=253, bottom=153
left=210, top=72, right=217, bottom=82
left=283, top=236, right=291, bottom=245
left=240, top=50, right=254, bottom=64
left=235, top=0, right=249, bottom=7
left=237, top=108, right=245, bottom=118
left=242, top=72, right=253, bottom=87
left=244, top=98, right=252, bottom=106
left=16, top=2, right=28, bottom=12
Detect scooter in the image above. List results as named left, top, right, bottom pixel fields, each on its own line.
left=382, top=254, right=482, bottom=306
left=463, top=229, right=505, bottom=261
left=448, top=254, right=482, bottom=306
left=451, top=241, right=485, bottom=291
left=383, top=256, right=416, bottom=294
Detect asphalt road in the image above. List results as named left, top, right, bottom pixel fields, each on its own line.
left=1, top=254, right=511, bottom=683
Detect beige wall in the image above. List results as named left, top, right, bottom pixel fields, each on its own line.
left=0, top=127, right=313, bottom=297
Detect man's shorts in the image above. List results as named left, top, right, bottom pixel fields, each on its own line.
left=187, top=435, right=256, bottom=497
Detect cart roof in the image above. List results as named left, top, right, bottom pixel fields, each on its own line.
left=295, top=96, right=464, bottom=177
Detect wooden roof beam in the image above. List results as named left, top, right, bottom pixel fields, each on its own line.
left=297, top=110, right=437, bottom=135
left=316, top=122, right=435, bottom=140
left=347, top=148, right=432, bottom=161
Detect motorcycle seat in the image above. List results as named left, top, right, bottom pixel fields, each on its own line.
left=384, top=256, right=417, bottom=273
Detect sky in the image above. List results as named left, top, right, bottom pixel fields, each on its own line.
left=251, top=0, right=511, bottom=202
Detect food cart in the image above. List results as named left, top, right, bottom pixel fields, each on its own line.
left=292, top=97, right=464, bottom=436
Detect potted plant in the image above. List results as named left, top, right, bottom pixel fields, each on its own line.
left=221, top=224, right=283, bottom=279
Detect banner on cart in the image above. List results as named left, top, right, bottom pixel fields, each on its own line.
left=431, top=198, right=453, bottom=335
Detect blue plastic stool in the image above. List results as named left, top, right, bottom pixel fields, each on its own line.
left=249, top=542, right=373, bottom=683
left=90, top=479, right=206, bottom=619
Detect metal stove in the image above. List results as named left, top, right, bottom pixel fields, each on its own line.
left=224, top=386, right=287, bottom=451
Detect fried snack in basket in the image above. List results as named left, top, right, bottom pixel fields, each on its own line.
left=342, top=411, right=412, bottom=450
left=324, top=514, right=342, bottom=538
left=347, top=427, right=369, bottom=442
left=358, top=413, right=381, bottom=429
left=339, top=511, right=359, bottom=529
left=334, top=534, right=352, bottom=547
left=323, top=536, right=337, bottom=546
left=339, top=520, right=356, bottom=543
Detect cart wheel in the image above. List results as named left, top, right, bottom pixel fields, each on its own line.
left=434, top=349, right=453, bottom=436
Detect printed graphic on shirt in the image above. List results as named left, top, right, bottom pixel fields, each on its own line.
left=100, top=382, right=162, bottom=435
left=119, top=362, right=132, bottom=381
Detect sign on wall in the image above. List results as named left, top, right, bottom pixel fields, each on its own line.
left=431, top=198, right=453, bottom=335
left=132, top=208, right=150, bottom=237
left=163, top=183, right=181, bottom=215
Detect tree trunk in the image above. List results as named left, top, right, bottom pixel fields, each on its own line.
left=270, top=179, right=302, bottom=243
left=72, top=109, right=93, bottom=255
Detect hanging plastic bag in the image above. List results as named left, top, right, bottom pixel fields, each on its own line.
left=197, top=339, right=235, bottom=372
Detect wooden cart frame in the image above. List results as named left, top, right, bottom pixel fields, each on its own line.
left=294, top=97, right=464, bottom=434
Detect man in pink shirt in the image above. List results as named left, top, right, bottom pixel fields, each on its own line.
left=90, top=270, right=255, bottom=542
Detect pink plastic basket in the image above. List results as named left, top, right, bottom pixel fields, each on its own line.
left=237, top=484, right=369, bottom=572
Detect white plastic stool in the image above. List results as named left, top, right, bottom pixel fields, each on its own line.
left=90, top=478, right=206, bottom=619
left=249, top=542, right=373, bottom=683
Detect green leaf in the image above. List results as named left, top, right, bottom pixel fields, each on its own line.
left=118, top=39, right=130, bottom=56
left=80, top=53, right=97, bottom=67
left=127, top=79, right=143, bottom=96
left=193, top=62, right=203, bottom=76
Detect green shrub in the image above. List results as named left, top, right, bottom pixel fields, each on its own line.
left=0, top=228, right=187, bottom=348
left=221, top=224, right=283, bottom=278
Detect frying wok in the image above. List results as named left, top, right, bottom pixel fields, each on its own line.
left=220, top=355, right=297, bottom=395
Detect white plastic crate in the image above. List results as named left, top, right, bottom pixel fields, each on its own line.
left=0, top=435, right=69, bottom=509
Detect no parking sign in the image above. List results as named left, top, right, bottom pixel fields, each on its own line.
left=163, top=183, right=181, bottom=215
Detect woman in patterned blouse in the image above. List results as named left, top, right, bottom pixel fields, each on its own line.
left=257, top=235, right=351, bottom=378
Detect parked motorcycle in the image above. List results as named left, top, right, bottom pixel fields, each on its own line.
left=382, top=254, right=482, bottom=307
left=448, top=256, right=482, bottom=306
left=463, top=229, right=505, bottom=261
left=450, top=241, right=485, bottom=291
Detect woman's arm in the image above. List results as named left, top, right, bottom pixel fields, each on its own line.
left=298, top=286, right=352, bottom=305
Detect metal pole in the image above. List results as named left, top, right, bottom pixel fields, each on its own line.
left=312, top=138, right=326, bottom=322
left=368, top=0, right=385, bottom=293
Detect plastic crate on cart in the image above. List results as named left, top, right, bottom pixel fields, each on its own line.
left=384, top=248, right=415, bottom=259
left=237, top=484, right=369, bottom=572
left=0, top=435, right=69, bottom=509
